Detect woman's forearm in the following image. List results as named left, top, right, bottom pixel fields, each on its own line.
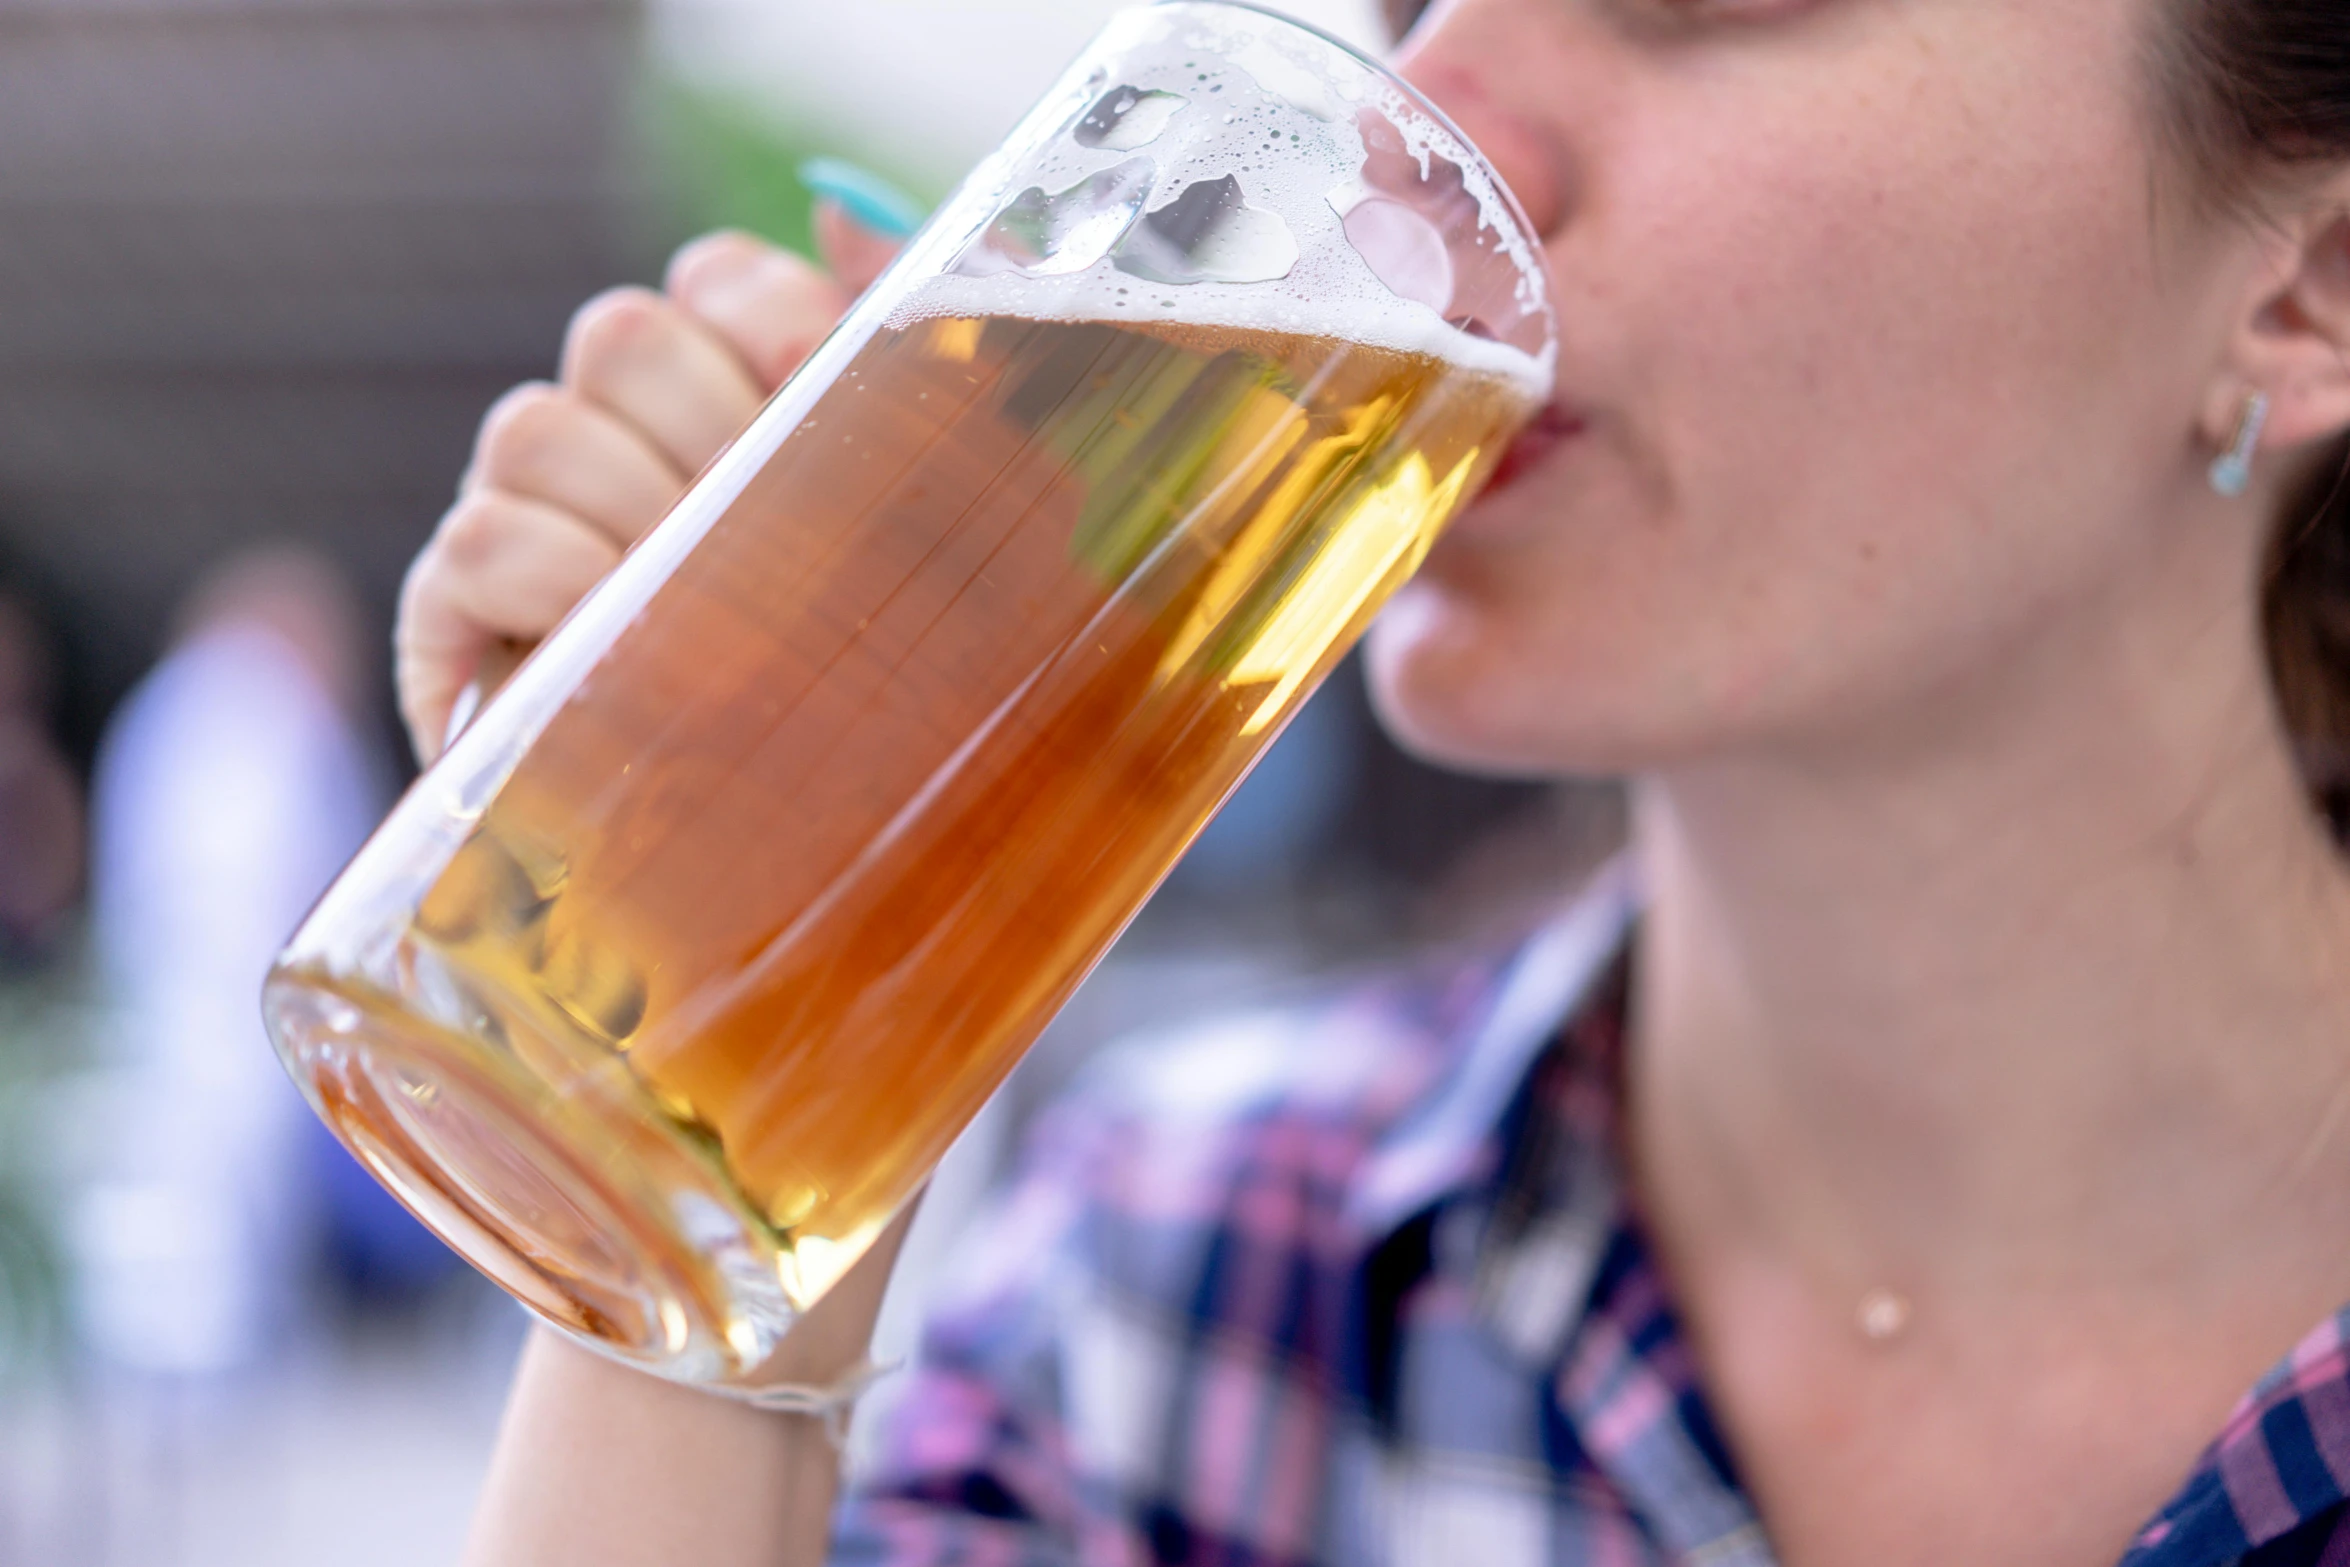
left=463, top=1207, right=914, bottom=1567
left=463, top=1329, right=841, bottom=1567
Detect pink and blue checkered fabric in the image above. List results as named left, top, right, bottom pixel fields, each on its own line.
left=836, top=865, right=2350, bottom=1566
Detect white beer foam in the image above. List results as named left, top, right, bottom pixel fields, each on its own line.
left=879, top=3, right=1555, bottom=408
left=887, top=268, right=1552, bottom=405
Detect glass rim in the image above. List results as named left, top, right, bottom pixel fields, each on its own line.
left=1146, top=0, right=1553, bottom=307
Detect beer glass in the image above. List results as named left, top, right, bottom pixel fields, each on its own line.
left=263, top=0, right=1555, bottom=1398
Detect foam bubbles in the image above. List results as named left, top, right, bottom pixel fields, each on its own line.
left=1115, top=175, right=1300, bottom=286
left=953, top=158, right=1156, bottom=278
left=1075, top=85, right=1189, bottom=151
left=887, top=266, right=1549, bottom=405
left=888, top=3, right=1555, bottom=404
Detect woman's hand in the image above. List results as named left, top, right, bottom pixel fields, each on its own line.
left=436, top=209, right=913, bottom=1566
left=395, top=214, right=898, bottom=763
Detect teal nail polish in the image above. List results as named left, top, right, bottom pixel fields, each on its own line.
left=799, top=158, right=927, bottom=240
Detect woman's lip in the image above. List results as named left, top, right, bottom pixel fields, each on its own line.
left=1483, top=403, right=1588, bottom=497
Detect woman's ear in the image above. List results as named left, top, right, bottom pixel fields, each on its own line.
left=2215, top=190, right=2350, bottom=459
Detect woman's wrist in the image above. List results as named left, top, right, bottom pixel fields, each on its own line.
left=465, top=1329, right=848, bottom=1567
left=631, top=1200, right=920, bottom=1429
left=736, top=1354, right=907, bottom=1448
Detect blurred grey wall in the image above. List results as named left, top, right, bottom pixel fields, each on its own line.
left=0, top=0, right=659, bottom=760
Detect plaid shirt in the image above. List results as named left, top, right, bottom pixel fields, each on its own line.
left=835, top=864, right=2350, bottom=1566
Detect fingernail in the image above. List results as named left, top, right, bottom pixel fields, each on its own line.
left=799, top=158, right=927, bottom=240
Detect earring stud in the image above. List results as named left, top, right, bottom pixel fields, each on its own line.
left=2209, top=391, right=2271, bottom=499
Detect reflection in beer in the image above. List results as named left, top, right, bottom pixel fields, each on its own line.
left=275, top=296, right=1539, bottom=1364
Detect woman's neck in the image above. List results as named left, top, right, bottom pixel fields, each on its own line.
left=1625, top=583, right=2350, bottom=1317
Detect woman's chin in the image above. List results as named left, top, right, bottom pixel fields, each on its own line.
left=1365, top=581, right=1692, bottom=781
left=1364, top=588, right=1561, bottom=778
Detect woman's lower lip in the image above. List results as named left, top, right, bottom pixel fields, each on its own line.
left=1483, top=405, right=1587, bottom=498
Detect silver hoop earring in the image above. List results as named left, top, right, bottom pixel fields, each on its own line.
left=2209, top=391, right=2271, bottom=499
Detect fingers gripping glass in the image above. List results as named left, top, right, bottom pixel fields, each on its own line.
left=263, top=0, right=1556, bottom=1400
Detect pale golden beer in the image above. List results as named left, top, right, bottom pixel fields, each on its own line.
left=264, top=2, right=1555, bottom=1395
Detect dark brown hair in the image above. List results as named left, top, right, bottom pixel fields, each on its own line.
left=2163, top=0, right=2350, bottom=839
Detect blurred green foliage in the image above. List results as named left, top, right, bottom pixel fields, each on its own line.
left=0, top=956, right=92, bottom=1380
left=635, top=73, right=938, bottom=265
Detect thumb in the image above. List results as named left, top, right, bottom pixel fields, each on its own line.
left=800, top=159, right=922, bottom=293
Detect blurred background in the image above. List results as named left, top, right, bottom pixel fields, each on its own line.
left=0, top=0, right=1619, bottom=1560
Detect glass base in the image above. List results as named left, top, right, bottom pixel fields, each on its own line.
left=264, top=968, right=802, bottom=1388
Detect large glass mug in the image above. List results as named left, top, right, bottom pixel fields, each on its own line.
left=263, top=0, right=1555, bottom=1398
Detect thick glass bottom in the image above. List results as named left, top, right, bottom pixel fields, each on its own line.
left=263, top=968, right=804, bottom=1389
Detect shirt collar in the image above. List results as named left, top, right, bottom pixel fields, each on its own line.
left=1339, top=854, right=2350, bottom=1567
left=2124, top=1306, right=2350, bottom=1564
left=1344, top=855, right=1642, bottom=1244
left=1345, top=858, right=1776, bottom=1567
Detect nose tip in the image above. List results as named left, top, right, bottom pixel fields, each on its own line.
left=1392, top=36, right=1569, bottom=243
